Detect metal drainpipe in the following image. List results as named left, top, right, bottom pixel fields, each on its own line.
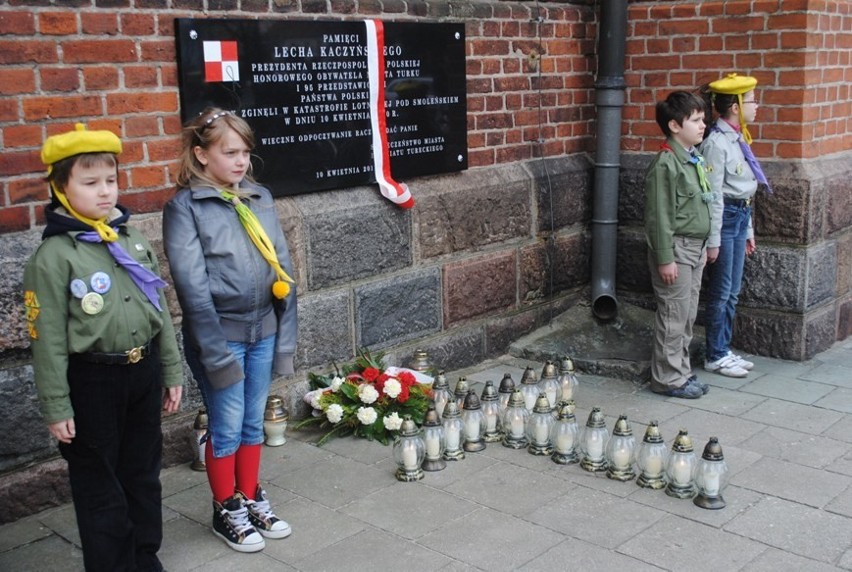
left=590, top=0, right=628, bottom=321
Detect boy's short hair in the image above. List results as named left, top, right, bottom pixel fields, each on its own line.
left=655, top=91, right=706, bottom=137
left=47, top=153, right=118, bottom=196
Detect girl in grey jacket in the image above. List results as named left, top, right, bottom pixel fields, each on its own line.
left=163, top=108, right=297, bottom=553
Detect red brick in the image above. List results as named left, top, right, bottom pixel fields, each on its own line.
left=129, top=165, right=166, bottom=188
left=120, top=187, right=173, bottom=215
left=0, top=205, right=32, bottom=233
left=81, top=12, right=119, bottom=35
left=39, top=12, right=78, bottom=35
left=40, top=68, right=80, bottom=92
left=121, top=13, right=156, bottom=36
left=62, top=40, right=137, bottom=63
left=780, top=31, right=810, bottom=49
left=767, top=13, right=811, bottom=30
left=660, top=18, right=709, bottom=35
left=3, top=124, right=42, bottom=148
left=140, top=40, right=175, bottom=62
left=0, top=69, right=36, bottom=94
left=160, top=64, right=178, bottom=88
left=107, top=92, right=177, bottom=114
left=125, top=115, right=160, bottom=137
left=0, top=11, right=36, bottom=35
left=123, top=65, right=159, bottom=88
left=0, top=40, right=58, bottom=64
left=23, top=95, right=103, bottom=121
left=146, top=138, right=182, bottom=162
left=0, top=150, right=42, bottom=177
left=469, top=39, right=510, bottom=57
left=9, top=177, right=48, bottom=205
left=83, top=66, right=119, bottom=90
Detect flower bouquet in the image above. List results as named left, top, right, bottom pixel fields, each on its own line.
left=296, top=349, right=432, bottom=445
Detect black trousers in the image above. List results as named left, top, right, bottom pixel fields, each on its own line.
left=61, top=346, right=164, bottom=572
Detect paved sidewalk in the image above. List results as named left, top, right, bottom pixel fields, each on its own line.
left=2, top=341, right=851, bottom=571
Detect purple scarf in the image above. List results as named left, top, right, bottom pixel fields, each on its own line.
left=77, top=232, right=167, bottom=311
left=713, top=124, right=772, bottom=194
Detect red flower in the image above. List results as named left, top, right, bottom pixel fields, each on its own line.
left=397, top=384, right=410, bottom=403
left=362, top=367, right=380, bottom=382
left=397, top=371, right=416, bottom=387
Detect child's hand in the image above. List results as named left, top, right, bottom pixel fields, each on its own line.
left=658, top=262, right=678, bottom=285
left=706, top=247, right=719, bottom=263
left=163, top=386, right=183, bottom=414
left=48, top=419, right=76, bottom=444
left=746, top=238, right=756, bottom=256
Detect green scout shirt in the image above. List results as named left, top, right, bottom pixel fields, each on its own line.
left=644, top=138, right=712, bottom=265
left=23, top=223, right=182, bottom=424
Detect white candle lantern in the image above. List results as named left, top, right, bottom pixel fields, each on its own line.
left=421, top=406, right=446, bottom=472
left=538, top=361, right=561, bottom=413
left=393, top=416, right=425, bottom=482
left=480, top=381, right=502, bottom=443
left=461, top=389, right=486, bottom=452
left=694, top=437, right=729, bottom=509
left=605, top=415, right=636, bottom=481
left=558, top=357, right=579, bottom=402
left=527, top=393, right=554, bottom=455
left=497, top=373, right=516, bottom=420
left=636, top=421, right=668, bottom=489
left=190, top=409, right=208, bottom=471
left=453, top=377, right=470, bottom=410
left=665, top=429, right=697, bottom=499
left=551, top=400, right=579, bottom=464
left=501, top=389, right=530, bottom=449
left=441, top=401, right=465, bottom=461
left=430, top=370, right=452, bottom=421
left=263, top=396, right=289, bottom=447
left=519, top=366, right=539, bottom=411
left=580, top=407, right=609, bottom=472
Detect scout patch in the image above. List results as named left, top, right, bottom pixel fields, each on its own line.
left=23, top=290, right=40, bottom=340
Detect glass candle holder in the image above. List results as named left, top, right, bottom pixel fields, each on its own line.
left=480, top=381, right=502, bottom=443
left=527, top=393, right=554, bottom=456
left=580, top=407, right=609, bottom=472
left=604, top=414, right=636, bottom=481
left=497, top=373, right=516, bottom=421
left=636, top=421, right=668, bottom=489
left=501, top=390, right=530, bottom=449
left=551, top=400, right=579, bottom=464
left=519, top=366, right=540, bottom=411
left=538, top=361, right=561, bottom=413
left=694, top=437, right=729, bottom=509
left=665, top=429, right=697, bottom=499
left=421, top=406, right=446, bottom=472
left=431, top=370, right=451, bottom=421
left=441, top=401, right=465, bottom=461
left=462, top=389, right=486, bottom=452
left=393, top=416, right=425, bottom=482
left=558, top=356, right=579, bottom=402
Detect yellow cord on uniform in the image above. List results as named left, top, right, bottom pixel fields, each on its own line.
left=220, top=190, right=294, bottom=299
left=50, top=180, right=119, bottom=242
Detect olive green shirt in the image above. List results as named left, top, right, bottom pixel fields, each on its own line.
left=644, top=138, right=712, bottom=265
left=23, top=224, right=182, bottom=424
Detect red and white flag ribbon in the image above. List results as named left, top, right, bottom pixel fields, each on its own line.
left=365, top=19, right=414, bottom=209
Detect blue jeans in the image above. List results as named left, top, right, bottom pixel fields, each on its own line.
left=188, top=335, right=275, bottom=458
left=705, top=204, right=751, bottom=362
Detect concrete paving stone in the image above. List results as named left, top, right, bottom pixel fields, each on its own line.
left=698, top=368, right=753, bottom=390
left=679, top=386, right=768, bottom=417
left=730, top=457, right=850, bottom=508
left=272, top=454, right=393, bottom=509
left=258, top=496, right=366, bottom=564
left=747, top=356, right=822, bottom=379
left=293, top=527, right=453, bottom=571
left=187, top=550, right=297, bottom=571
left=418, top=506, right=564, bottom=572
left=825, top=448, right=852, bottom=478
left=725, top=496, right=852, bottom=564
left=822, top=414, right=852, bottom=444
left=307, top=432, right=396, bottom=466
left=738, top=426, right=851, bottom=469
left=801, top=364, right=852, bottom=389
left=518, top=537, right=665, bottom=571
left=738, top=374, right=836, bottom=405
left=662, top=407, right=765, bottom=447
left=840, top=548, right=852, bottom=570
left=340, top=480, right=479, bottom=539
left=812, top=346, right=852, bottom=367
left=740, top=398, right=846, bottom=435
left=0, top=534, right=84, bottom=572
left=415, top=446, right=501, bottom=489
left=581, top=392, right=691, bottom=427
left=443, top=460, right=568, bottom=516
left=628, top=484, right=765, bottom=529
left=526, top=486, right=666, bottom=549
left=159, top=462, right=209, bottom=497
left=560, top=465, right=647, bottom=498
left=814, top=387, right=852, bottom=414
left=741, top=546, right=846, bottom=572
left=158, top=516, right=235, bottom=571
left=257, top=434, right=337, bottom=481
left=36, top=503, right=80, bottom=548
left=162, top=481, right=217, bottom=525
left=0, top=514, right=52, bottom=553
left=618, top=513, right=766, bottom=571
left=706, top=443, right=763, bottom=478
left=825, top=485, right=852, bottom=518
left=436, top=561, right=483, bottom=571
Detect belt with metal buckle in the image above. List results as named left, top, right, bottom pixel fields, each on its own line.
left=723, top=196, right=751, bottom=208
left=74, top=342, right=151, bottom=366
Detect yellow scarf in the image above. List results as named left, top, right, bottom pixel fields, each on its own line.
left=51, top=181, right=118, bottom=242
left=220, top=190, right=295, bottom=299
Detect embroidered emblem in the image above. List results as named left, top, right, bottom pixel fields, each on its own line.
left=24, top=290, right=40, bottom=340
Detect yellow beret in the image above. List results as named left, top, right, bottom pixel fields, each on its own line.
left=40, top=123, right=122, bottom=166
left=708, top=73, right=758, bottom=95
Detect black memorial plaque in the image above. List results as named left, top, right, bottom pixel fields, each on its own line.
left=175, top=18, right=467, bottom=197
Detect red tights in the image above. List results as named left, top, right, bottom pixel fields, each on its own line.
left=205, top=440, right=262, bottom=502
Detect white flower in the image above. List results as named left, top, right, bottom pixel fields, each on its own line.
left=383, top=411, right=403, bottom=431
left=326, top=403, right=344, bottom=424
left=383, top=378, right=402, bottom=399
left=358, top=384, right=379, bottom=404
left=330, top=376, right=345, bottom=392
left=310, top=392, right=323, bottom=410
left=357, top=406, right=378, bottom=425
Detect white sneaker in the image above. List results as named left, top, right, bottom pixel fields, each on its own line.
left=245, top=486, right=292, bottom=539
left=728, top=352, right=754, bottom=371
left=704, top=354, right=748, bottom=378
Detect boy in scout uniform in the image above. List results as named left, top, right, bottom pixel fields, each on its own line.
left=23, top=124, right=183, bottom=572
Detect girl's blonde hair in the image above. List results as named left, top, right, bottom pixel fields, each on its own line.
left=176, top=107, right=257, bottom=188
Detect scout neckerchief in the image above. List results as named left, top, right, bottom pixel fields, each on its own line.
left=713, top=122, right=773, bottom=194
left=219, top=189, right=295, bottom=299
left=660, top=142, right=714, bottom=203
left=51, top=182, right=166, bottom=310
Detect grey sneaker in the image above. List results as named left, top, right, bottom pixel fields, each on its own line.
left=704, top=354, right=748, bottom=378
left=212, top=494, right=265, bottom=553
left=687, top=374, right=710, bottom=395
left=654, top=381, right=703, bottom=399
left=245, top=486, right=292, bottom=539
